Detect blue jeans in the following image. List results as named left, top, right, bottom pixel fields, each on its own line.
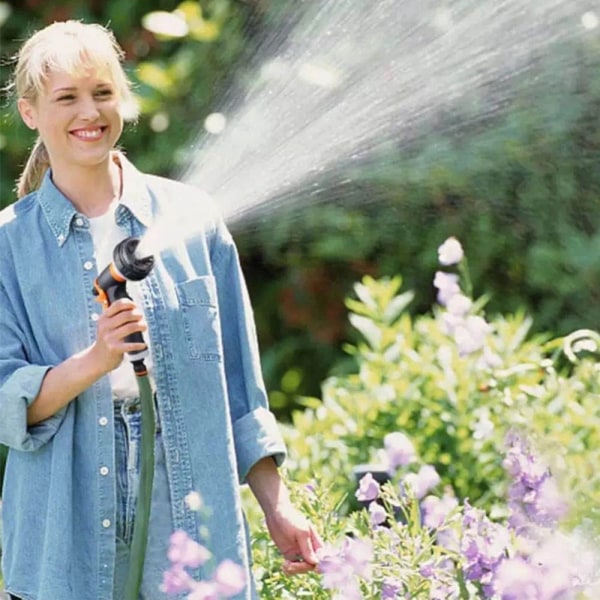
left=113, top=397, right=174, bottom=599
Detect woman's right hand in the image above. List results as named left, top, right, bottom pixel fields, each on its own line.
left=91, top=299, right=148, bottom=374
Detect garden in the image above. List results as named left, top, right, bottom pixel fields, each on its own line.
left=1, top=1, right=599, bottom=598
left=159, top=238, right=600, bottom=598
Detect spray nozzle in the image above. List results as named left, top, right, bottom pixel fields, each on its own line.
left=93, top=236, right=155, bottom=375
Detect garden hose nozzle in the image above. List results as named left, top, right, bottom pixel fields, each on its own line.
left=93, top=236, right=155, bottom=376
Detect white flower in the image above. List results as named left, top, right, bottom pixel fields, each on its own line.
left=433, top=271, right=460, bottom=306
left=438, top=237, right=464, bottom=266
left=184, top=491, right=204, bottom=511
left=446, top=293, right=472, bottom=316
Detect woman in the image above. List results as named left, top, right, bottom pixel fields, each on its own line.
left=0, top=20, right=320, bottom=600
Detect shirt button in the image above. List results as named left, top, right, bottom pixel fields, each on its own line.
left=102, top=519, right=111, bottom=528
left=83, top=260, right=94, bottom=270
left=99, top=416, right=108, bottom=426
left=75, top=217, right=84, bottom=226
left=91, top=313, right=100, bottom=322
left=57, top=234, right=66, bottom=244
left=99, top=466, right=109, bottom=476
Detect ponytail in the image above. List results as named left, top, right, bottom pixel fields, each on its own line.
left=16, top=137, right=50, bottom=198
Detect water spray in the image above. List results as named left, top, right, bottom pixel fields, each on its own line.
left=93, top=235, right=156, bottom=600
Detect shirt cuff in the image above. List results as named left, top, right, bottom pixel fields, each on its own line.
left=0, top=364, right=64, bottom=451
left=232, top=407, right=287, bottom=483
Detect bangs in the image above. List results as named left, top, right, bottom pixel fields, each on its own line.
left=29, top=30, right=123, bottom=95
left=18, top=21, right=138, bottom=120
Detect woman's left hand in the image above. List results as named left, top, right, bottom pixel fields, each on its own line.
left=264, top=502, right=323, bottom=575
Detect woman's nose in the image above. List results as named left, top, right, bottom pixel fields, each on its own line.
left=79, top=97, right=101, bottom=120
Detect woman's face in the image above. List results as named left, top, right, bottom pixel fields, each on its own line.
left=18, top=67, right=124, bottom=173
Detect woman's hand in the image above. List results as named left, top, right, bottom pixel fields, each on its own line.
left=246, top=457, right=323, bottom=575
left=91, top=299, right=147, bottom=374
left=264, top=502, right=322, bottom=575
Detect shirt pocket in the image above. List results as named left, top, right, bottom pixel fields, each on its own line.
left=174, top=276, right=222, bottom=361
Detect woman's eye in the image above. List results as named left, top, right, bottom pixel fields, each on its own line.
left=58, top=94, right=75, bottom=101
left=95, top=89, right=113, bottom=98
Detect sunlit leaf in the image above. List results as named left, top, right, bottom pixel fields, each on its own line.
left=136, top=62, right=174, bottom=94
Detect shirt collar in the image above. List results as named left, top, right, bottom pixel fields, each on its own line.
left=37, top=152, right=154, bottom=248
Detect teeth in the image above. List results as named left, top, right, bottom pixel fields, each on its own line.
left=73, top=128, right=102, bottom=139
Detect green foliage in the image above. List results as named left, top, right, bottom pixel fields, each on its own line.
left=0, top=0, right=256, bottom=204
left=2, top=3, right=599, bottom=417
left=244, top=268, right=599, bottom=597
left=281, top=274, right=599, bottom=514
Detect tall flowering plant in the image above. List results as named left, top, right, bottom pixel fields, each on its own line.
left=248, top=235, right=600, bottom=598
left=311, top=431, right=598, bottom=599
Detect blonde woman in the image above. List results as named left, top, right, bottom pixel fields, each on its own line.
left=0, top=21, right=320, bottom=600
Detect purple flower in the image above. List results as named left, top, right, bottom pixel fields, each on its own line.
left=382, top=577, right=403, bottom=599
left=460, top=502, right=511, bottom=591
left=438, top=237, right=464, bottom=265
left=355, top=472, right=380, bottom=502
left=421, top=493, right=459, bottom=529
left=403, top=465, right=441, bottom=500
left=343, top=537, right=373, bottom=579
left=419, top=560, right=436, bottom=578
left=384, top=431, right=417, bottom=470
left=503, top=438, right=569, bottom=532
left=368, top=501, right=387, bottom=527
left=213, top=559, right=246, bottom=597
left=433, top=271, right=460, bottom=306
left=318, top=537, right=373, bottom=597
left=493, top=551, right=573, bottom=600
left=318, top=547, right=360, bottom=598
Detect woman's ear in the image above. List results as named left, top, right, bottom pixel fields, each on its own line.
left=17, top=98, right=37, bottom=130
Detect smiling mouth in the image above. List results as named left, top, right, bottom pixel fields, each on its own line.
left=70, top=126, right=107, bottom=140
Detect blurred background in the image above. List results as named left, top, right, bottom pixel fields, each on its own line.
left=1, top=0, right=599, bottom=420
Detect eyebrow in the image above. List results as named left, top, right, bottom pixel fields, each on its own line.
left=51, top=83, right=113, bottom=94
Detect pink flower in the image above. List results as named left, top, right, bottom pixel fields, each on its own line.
left=167, top=530, right=211, bottom=569
left=187, top=580, right=220, bottom=600
left=160, top=563, right=195, bottom=595
left=213, top=559, right=246, bottom=597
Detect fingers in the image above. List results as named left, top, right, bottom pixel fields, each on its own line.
left=282, top=558, right=316, bottom=575
left=281, top=525, right=322, bottom=576
left=99, top=300, right=146, bottom=338
left=296, top=528, right=318, bottom=566
left=93, top=299, right=148, bottom=370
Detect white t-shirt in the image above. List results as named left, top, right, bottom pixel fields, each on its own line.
left=88, top=200, right=153, bottom=399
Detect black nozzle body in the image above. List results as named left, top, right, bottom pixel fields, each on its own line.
left=92, top=236, right=155, bottom=374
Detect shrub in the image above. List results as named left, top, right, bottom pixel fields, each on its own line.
left=245, top=237, right=600, bottom=598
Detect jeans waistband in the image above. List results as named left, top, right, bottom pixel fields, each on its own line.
left=113, top=394, right=161, bottom=433
left=113, top=396, right=141, bottom=413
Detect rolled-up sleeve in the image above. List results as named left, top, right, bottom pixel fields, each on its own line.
left=0, top=281, right=63, bottom=451
left=0, top=364, right=64, bottom=451
left=233, top=407, right=286, bottom=482
left=211, top=217, right=287, bottom=482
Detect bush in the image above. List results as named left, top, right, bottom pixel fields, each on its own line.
left=245, top=238, right=600, bottom=598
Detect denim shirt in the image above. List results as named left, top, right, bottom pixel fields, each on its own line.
left=0, top=156, right=286, bottom=600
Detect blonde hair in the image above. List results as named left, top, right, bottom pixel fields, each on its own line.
left=12, top=21, right=139, bottom=198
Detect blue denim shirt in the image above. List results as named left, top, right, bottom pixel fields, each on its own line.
left=0, top=156, right=286, bottom=600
